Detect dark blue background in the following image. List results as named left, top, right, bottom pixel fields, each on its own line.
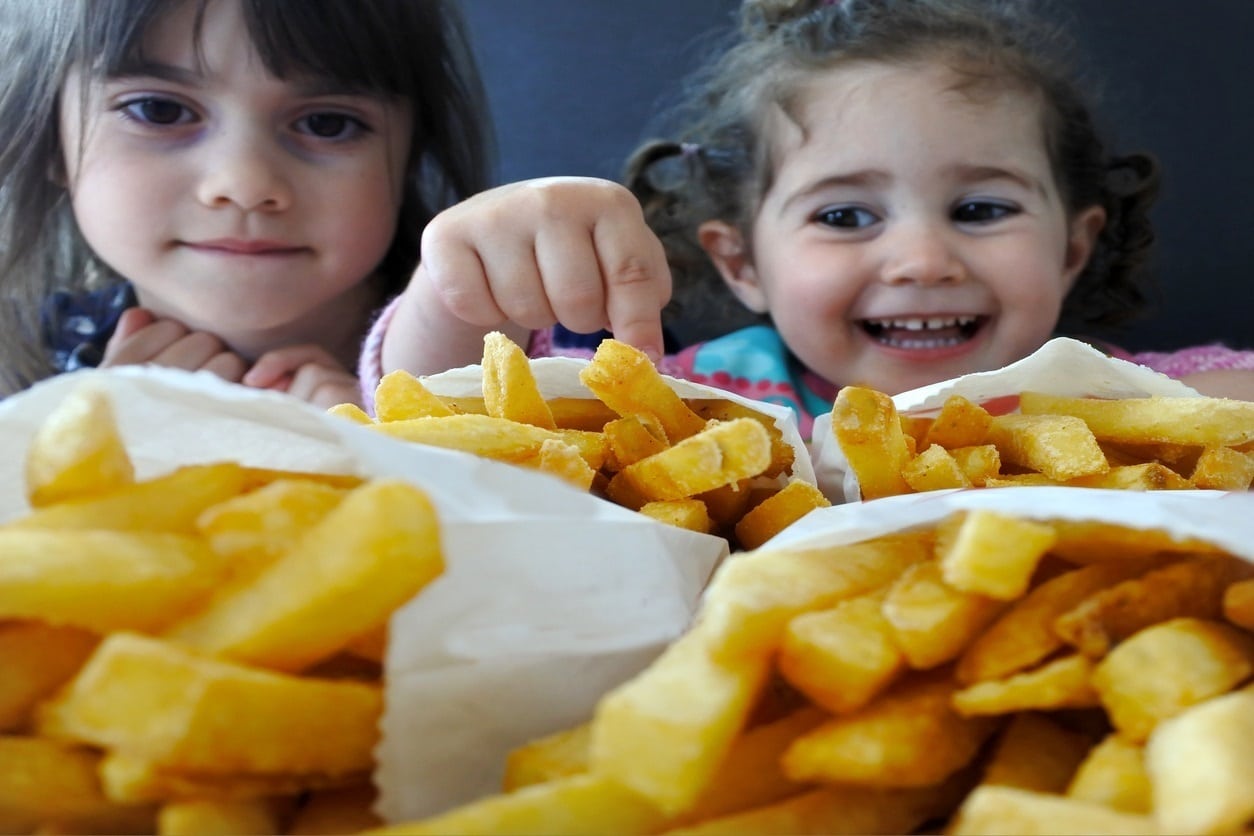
left=458, top=0, right=1254, bottom=353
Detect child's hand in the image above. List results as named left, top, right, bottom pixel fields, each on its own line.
left=385, top=177, right=671, bottom=376
left=244, top=345, right=364, bottom=410
left=101, top=308, right=248, bottom=381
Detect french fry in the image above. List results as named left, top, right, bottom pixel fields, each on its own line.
left=985, top=413, right=1109, bottom=481
left=1190, top=445, right=1254, bottom=490
left=1090, top=617, right=1254, bottom=742
left=579, top=339, right=708, bottom=442
left=1066, top=462, right=1193, bottom=491
left=777, top=589, right=905, bottom=714
left=1224, top=577, right=1254, bottom=630
left=372, top=413, right=607, bottom=469
left=936, top=510, right=1056, bottom=601
left=37, top=633, right=382, bottom=777
left=901, top=443, right=972, bottom=491
left=922, top=394, right=993, bottom=449
left=502, top=723, right=592, bottom=792
left=287, top=785, right=382, bottom=835
left=882, top=560, right=1004, bottom=669
left=98, top=751, right=365, bottom=805
left=157, top=798, right=280, bottom=836
left=0, top=621, right=98, bottom=732
left=0, top=528, right=225, bottom=632
left=782, top=670, right=999, bottom=787
left=1066, top=734, right=1151, bottom=813
left=1055, top=555, right=1254, bottom=657
left=978, top=712, right=1093, bottom=794
left=373, top=369, right=456, bottom=421
left=949, top=785, right=1158, bottom=835
left=164, top=480, right=444, bottom=673
left=951, top=655, right=1100, bottom=716
left=24, top=385, right=135, bottom=507
left=611, top=418, right=771, bottom=502
left=830, top=385, right=912, bottom=500
left=481, top=331, right=556, bottom=429
left=0, top=735, right=155, bottom=834
left=690, top=399, right=795, bottom=479
left=1019, top=390, right=1254, bottom=446
left=732, top=478, right=830, bottom=551
left=948, top=444, right=1002, bottom=486
left=602, top=414, right=669, bottom=470
left=194, top=477, right=348, bottom=568
left=1144, top=689, right=1254, bottom=836
left=638, top=499, right=715, bottom=535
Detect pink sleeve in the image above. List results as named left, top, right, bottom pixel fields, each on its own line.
left=356, top=295, right=402, bottom=416
left=1127, top=343, right=1254, bottom=378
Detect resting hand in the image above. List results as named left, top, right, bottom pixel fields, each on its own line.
left=101, top=308, right=248, bottom=381
left=1179, top=369, right=1254, bottom=401
left=384, top=177, right=671, bottom=376
left=244, top=345, right=363, bottom=410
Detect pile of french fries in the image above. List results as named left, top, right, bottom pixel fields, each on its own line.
left=332, top=333, right=827, bottom=551
left=385, top=504, right=1254, bottom=835
left=832, top=386, right=1254, bottom=500
left=1, top=385, right=445, bottom=834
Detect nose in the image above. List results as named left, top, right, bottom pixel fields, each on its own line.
left=194, top=130, right=293, bottom=213
left=877, top=221, right=965, bottom=286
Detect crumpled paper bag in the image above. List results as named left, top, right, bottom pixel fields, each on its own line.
left=809, top=337, right=1201, bottom=504
left=0, top=366, right=737, bottom=822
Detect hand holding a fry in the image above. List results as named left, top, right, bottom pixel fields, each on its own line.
left=382, top=177, right=672, bottom=376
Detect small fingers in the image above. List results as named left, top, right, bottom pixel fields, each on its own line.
left=593, top=201, right=672, bottom=361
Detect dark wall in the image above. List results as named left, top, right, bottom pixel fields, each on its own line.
left=457, top=0, right=1254, bottom=353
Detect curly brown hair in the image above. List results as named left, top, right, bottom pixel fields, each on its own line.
left=624, top=0, right=1159, bottom=343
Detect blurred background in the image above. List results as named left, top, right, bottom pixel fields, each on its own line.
left=457, top=0, right=1253, bottom=354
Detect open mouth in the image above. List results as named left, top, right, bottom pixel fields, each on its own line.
left=858, top=315, right=986, bottom=349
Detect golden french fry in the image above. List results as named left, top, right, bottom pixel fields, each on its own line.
left=373, top=369, right=455, bottom=421
left=979, top=712, right=1093, bottom=793
left=194, top=478, right=348, bottom=568
left=922, top=394, right=993, bottom=449
left=374, top=772, right=668, bottom=836
left=603, top=414, right=669, bottom=470
left=698, top=532, right=932, bottom=662
left=98, top=751, right=365, bottom=805
left=0, top=529, right=224, bottom=633
left=690, top=399, right=795, bottom=479
left=482, top=331, right=556, bottom=429
left=1048, top=519, right=1224, bottom=564
left=578, top=338, right=708, bottom=442
left=638, top=499, right=714, bottom=534
left=24, top=385, right=135, bottom=507
left=1066, top=734, right=1151, bottom=813
left=38, top=633, right=382, bottom=777
left=830, top=386, right=912, bottom=499
left=1144, top=689, right=1254, bottom=836
left=0, top=736, right=155, bottom=835
left=373, top=413, right=607, bottom=469
left=952, top=655, right=1100, bottom=716
left=936, top=510, right=1056, bottom=601
left=1054, top=555, right=1253, bottom=657
left=777, top=588, right=904, bottom=714
left=985, top=413, right=1109, bottom=481
left=733, top=479, right=830, bottom=551
left=287, top=785, right=382, bottom=835
left=948, top=444, right=1002, bottom=486
left=1066, top=462, right=1193, bottom=491
left=955, top=560, right=1150, bottom=684
left=157, top=798, right=280, bottom=836
left=525, top=438, right=598, bottom=490
left=1224, top=577, right=1254, bottom=630
left=611, top=418, right=771, bottom=502
left=589, top=628, right=773, bottom=816
left=1190, top=445, right=1254, bottom=490
left=502, top=723, right=592, bottom=792
left=164, top=480, right=444, bottom=673
left=901, top=444, right=972, bottom=492
left=1019, top=390, right=1254, bottom=446
left=1091, top=617, right=1254, bottom=742
left=949, top=785, right=1157, bottom=836
left=9, top=463, right=250, bottom=534
left=782, top=670, right=999, bottom=787
left=0, top=621, right=98, bottom=732
left=882, top=560, right=1004, bottom=669
left=326, top=401, right=374, bottom=425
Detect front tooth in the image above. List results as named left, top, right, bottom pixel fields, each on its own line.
left=926, top=317, right=949, bottom=329
left=902, top=319, right=925, bottom=330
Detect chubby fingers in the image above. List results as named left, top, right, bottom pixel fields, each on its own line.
left=101, top=311, right=246, bottom=381
left=246, top=345, right=362, bottom=409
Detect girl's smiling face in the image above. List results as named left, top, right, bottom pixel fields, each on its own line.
left=701, top=60, right=1105, bottom=395
left=59, top=0, right=413, bottom=361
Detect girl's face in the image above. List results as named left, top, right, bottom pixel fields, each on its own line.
left=59, top=0, right=412, bottom=359
left=700, top=61, right=1105, bottom=395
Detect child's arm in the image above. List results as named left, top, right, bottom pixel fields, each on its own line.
left=1177, top=369, right=1254, bottom=401
left=380, top=177, right=671, bottom=378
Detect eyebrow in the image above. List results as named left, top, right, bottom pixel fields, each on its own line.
left=110, top=61, right=373, bottom=98
left=779, top=163, right=1048, bottom=212
left=779, top=170, right=891, bottom=213
left=947, top=164, right=1048, bottom=196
